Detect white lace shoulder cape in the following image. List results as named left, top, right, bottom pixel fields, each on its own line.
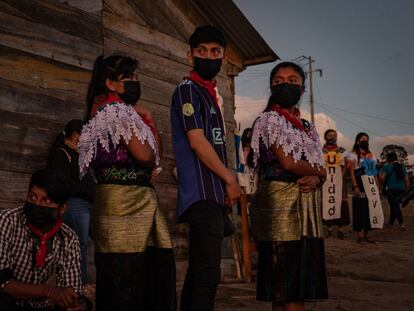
left=78, top=102, right=159, bottom=177
left=251, top=111, right=324, bottom=168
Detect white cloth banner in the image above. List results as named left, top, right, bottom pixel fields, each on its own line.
left=322, top=151, right=343, bottom=220
left=236, top=141, right=257, bottom=195
left=361, top=175, right=384, bottom=228
left=244, top=168, right=258, bottom=195
left=322, top=164, right=343, bottom=220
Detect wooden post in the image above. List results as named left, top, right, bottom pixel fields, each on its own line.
left=230, top=231, right=243, bottom=280
left=240, top=191, right=252, bottom=283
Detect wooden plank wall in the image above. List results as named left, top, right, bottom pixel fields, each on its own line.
left=0, top=0, right=103, bottom=208
left=0, top=0, right=240, bottom=259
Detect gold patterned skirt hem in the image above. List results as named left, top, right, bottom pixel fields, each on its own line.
left=92, top=184, right=173, bottom=253
left=251, top=180, right=324, bottom=242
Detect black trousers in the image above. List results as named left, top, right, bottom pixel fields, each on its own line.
left=95, top=247, right=176, bottom=311
left=180, top=201, right=224, bottom=311
left=386, top=189, right=405, bottom=225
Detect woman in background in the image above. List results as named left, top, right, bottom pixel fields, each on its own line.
left=380, top=152, right=409, bottom=230
left=322, top=129, right=350, bottom=239
left=349, top=132, right=378, bottom=243
left=47, top=119, right=95, bottom=285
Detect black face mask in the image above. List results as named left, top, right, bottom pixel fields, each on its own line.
left=270, top=83, right=302, bottom=108
left=23, top=202, right=59, bottom=231
left=327, top=139, right=337, bottom=145
left=119, top=81, right=141, bottom=106
left=359, top=141, right=369, bottom=150
left=193, top=57, right=222, bottom=80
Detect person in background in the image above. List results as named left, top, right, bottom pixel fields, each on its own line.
left=380, top=152, right=409, bottom=230
left=322, top=129, right=350, bottom=239
left=79, top=54, right=175, bottom=310
left=349, top=132, right=378, bottom=243
left=250, top=62, right=328, bottom=311
left=47, top=119, right=95, bottom=286
left=238, top=128, right=258, bottom=195
left=170, top=26, right=241, bottom=311
left=0, top=169, right=92, bottom=311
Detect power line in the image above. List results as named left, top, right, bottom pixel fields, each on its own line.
left=311, top=73, right=414, bottom=151
left=318, top=102, right=414, bottom=126
left=321, top=105, right=414, bottom=149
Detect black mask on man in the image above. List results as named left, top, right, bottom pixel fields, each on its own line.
left=193, top=57, right=222, bottom=81
left=119, top=81, right=141, bottom=106
left=327, top=139, right=337, bottom=145
left=23, top=202, right=59, bottom=231
left=270, top=83, right=302, bottom=108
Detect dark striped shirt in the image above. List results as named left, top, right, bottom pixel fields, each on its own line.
left=171, top=79, right=227, bottom=220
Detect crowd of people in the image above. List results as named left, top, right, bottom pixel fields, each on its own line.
left=0, top=24, right=411, bottom=311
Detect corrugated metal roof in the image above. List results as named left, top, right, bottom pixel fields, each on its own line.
left=190, top=0, right=279, bottom=67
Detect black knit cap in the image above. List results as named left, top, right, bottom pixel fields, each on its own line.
left=189, top=25, right=227, bottom=49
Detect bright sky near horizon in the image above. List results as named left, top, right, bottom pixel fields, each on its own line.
left=233, top=0, right=414, bottom=163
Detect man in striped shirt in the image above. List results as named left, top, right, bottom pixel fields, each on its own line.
left=0, top=169, right=91, bottom=310
left=170, top=25, right=241, bottom=311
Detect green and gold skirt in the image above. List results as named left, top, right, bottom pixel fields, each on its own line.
left=92, top=184, right=172, bottom=253
left=251, top=180, right=324, bottom=242
left=251, top=180, right=327, bottom=302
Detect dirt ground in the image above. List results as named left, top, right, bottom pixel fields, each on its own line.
left=86, top=200, right=414, bottom=310
left=213, top=200, right=414, bottom=311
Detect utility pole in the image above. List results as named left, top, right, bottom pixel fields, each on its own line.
left=295, top=56, right=322, bottom=125
left=307, top=56, right=315, bottom=124
left=292, top=55, right=322, bottom=124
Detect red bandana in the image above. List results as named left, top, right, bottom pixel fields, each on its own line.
left=359, top=150, right=373, bottom=158
left=271, top=105, right=309, bottom=133
left=27, top=220, right=63, bottom=267
left=186, top=71, right=218, bottom=107
left=91, top=93, right=121, bottom=116
left=323, top=143, right=338, bottom=151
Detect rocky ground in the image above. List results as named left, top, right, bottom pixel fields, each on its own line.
left=86, top=200, right=414, bottom=310
left=213, top=201, right=414, bottom=311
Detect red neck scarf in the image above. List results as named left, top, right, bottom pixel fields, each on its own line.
left=186, top=71, right=218, bottom=107
left=359, top=150, right=372, bottom=158
left=271, top=105, right=308, bottom=133
left=27, top=220, right=63, bottom=267
left=323, top=143, right=338, bottom=151
left=91, top=93, right=121, bottom=116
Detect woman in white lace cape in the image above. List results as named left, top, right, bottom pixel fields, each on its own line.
left=79, top=55, right=175, bottom=310
left=250, top=62, right=327, bottom=311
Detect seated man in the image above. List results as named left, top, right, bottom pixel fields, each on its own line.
left=0, top=169, right=92, bottom=310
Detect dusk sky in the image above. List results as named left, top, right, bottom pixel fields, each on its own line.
left=233, top=0, right=414, bottom=163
